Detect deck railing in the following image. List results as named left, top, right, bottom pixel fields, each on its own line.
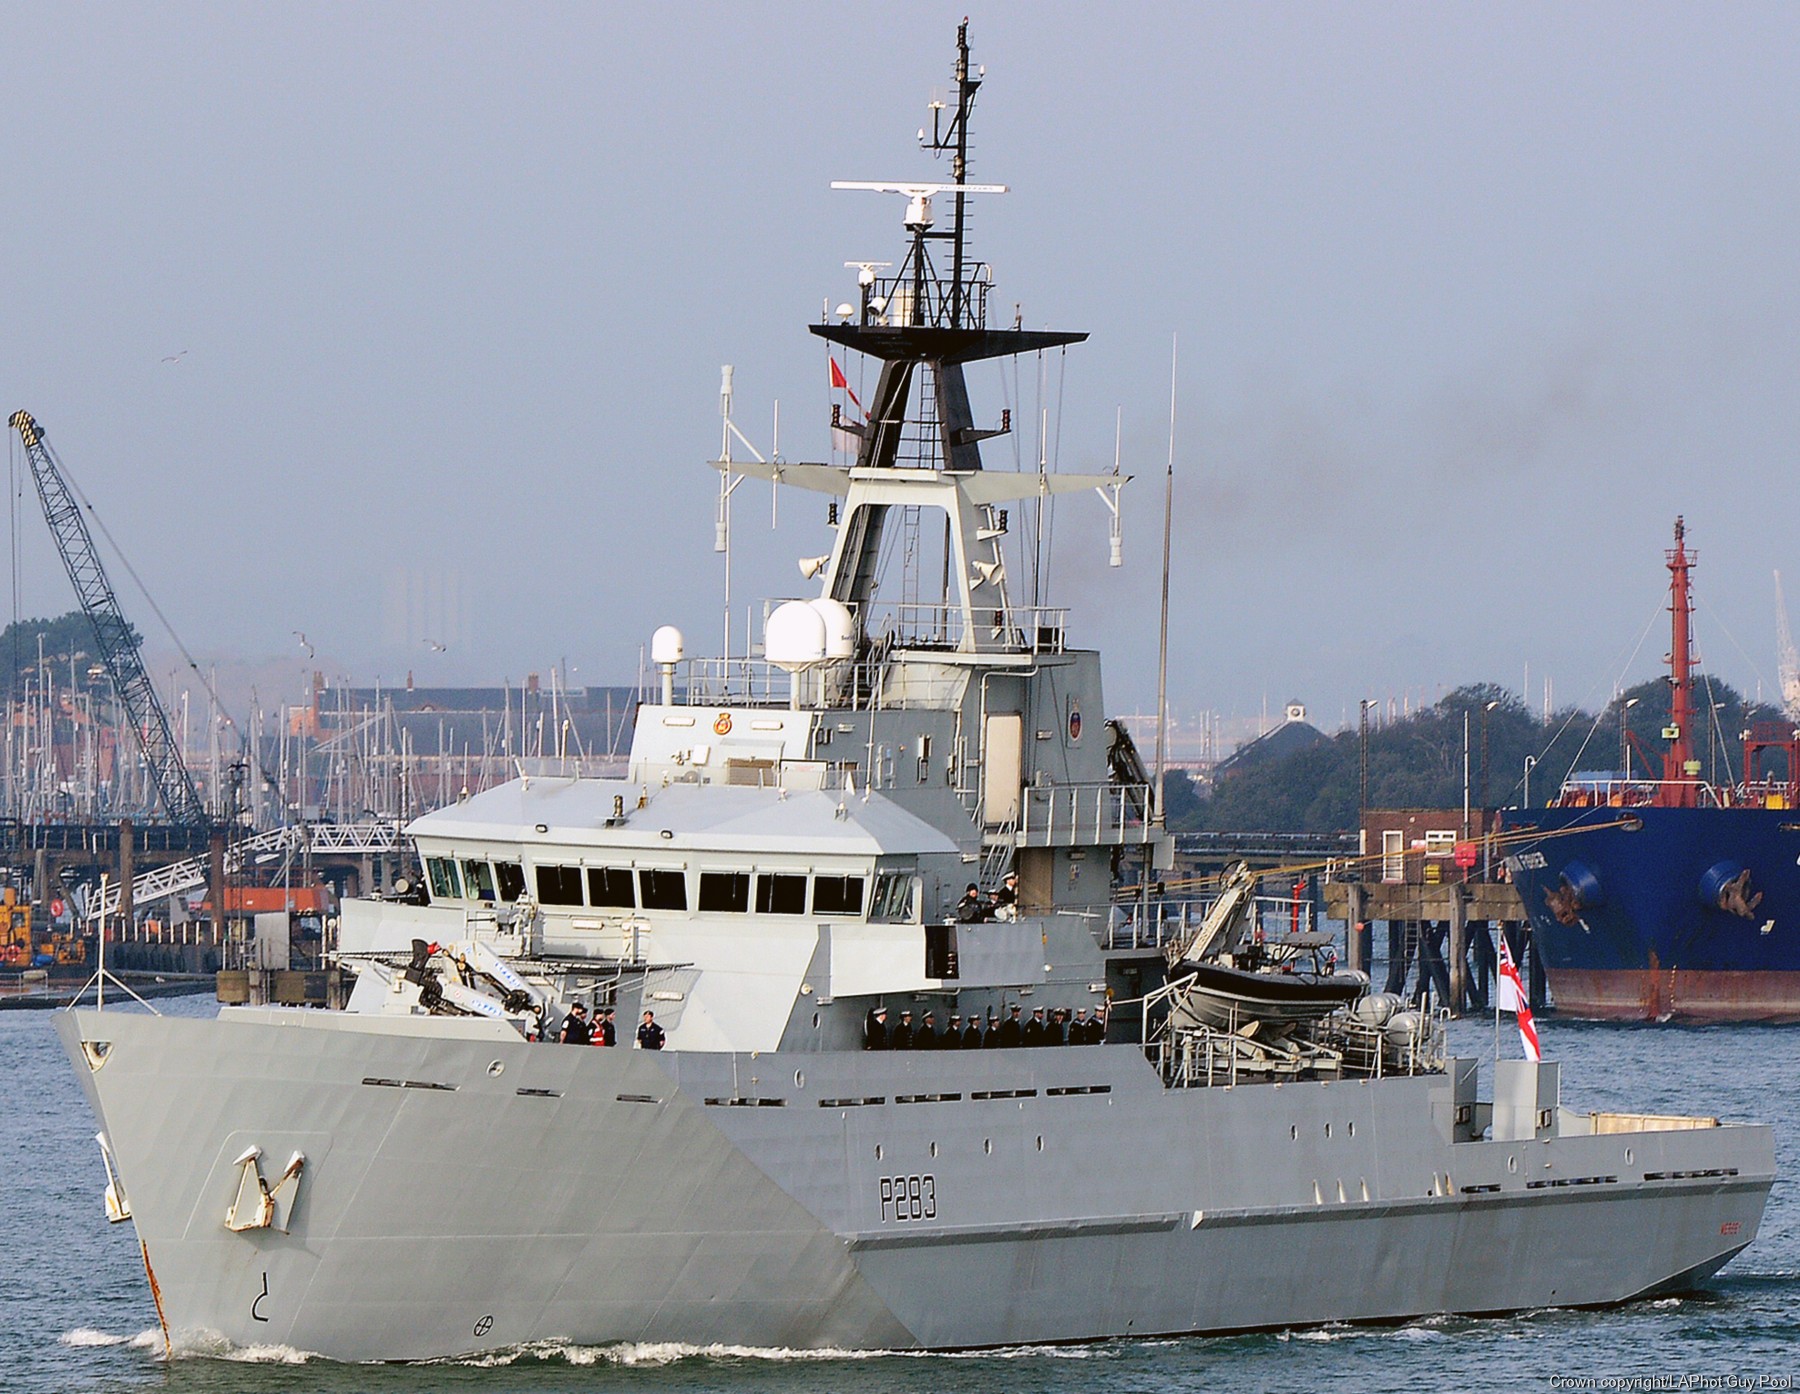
left=1017, top=782, right=1152, bottom=847
left=1103, top=893, right=1319, bottom=953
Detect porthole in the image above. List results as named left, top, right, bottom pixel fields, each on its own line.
left=794, top=1069, right=805, bottom=1088
left=1348, top=1121, right=1356, bottom=1138
left=1035, top=1136, right=1044, bottom=1152
left=487, top=1060, right=504, bottom=1078
left=983, top=1138, right=993, bottom=1155
left=1289, top=1124, right=1298, bottom=1141
left=875, top=1144, right=883, bottom=1161
left=930, top=1141, right=939, bottom=1158
left=1324, top=1122, right=1333, bottom=1139
left=1624, top=1147, right=1634, bottom=1166
left=812, top=1013, right=820, bottom=1030
left=1508, top=1155, right=1518, bottom=1174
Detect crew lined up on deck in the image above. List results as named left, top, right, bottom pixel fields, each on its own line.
left=553, top=1001, right=1106, bottom=1048
left=863, top=1001, right=1107, bottom=1049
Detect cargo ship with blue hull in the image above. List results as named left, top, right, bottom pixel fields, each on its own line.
left=1506, top=519, right=1800, bottom=1023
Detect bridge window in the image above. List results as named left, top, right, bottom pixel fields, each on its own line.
left=426, top=857, right=461, bottom=901
left=639, top=868, right=688, bottom=911
left=870, top=872, right=914, bottom=923
left=495, top=861, right=525, bottom=900
left=535, top=864, right=584, bottom=906
left=462, top=860, right=496, bottom=902
left=813, top=874, right=866, bottom=917
left=756, top=873, right=807, bottom=915
left=698, top=872, right=750, bottom=913
left=587, top=867, right=635, bottom=908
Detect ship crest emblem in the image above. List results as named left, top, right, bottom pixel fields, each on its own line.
left=713, top=712, right=733, bottom=736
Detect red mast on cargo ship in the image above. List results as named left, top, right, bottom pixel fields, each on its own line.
left=1657, top=516, right=1699, bottom=808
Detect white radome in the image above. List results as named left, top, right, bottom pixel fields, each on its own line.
left=809, top=597, right=857, bottom=661
left=651, top=625, right=685, bottom=666
left=764, top=600, right=827, bottom=671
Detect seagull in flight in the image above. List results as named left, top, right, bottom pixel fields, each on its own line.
left=422, top=639, right=447, bottom=652
left=160, top=349, right=188, bottom=365
left=293, top=631, right=314, bottom=659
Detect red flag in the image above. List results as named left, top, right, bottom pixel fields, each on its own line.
left=1496, top=932, right=1542, bottom=1061
left=829, top=356, right=866, bottom=418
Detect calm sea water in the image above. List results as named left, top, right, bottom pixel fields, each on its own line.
left=6, top=994, right=1795, bottom=1394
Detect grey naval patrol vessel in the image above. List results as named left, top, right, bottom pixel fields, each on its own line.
left=58, top=25, right=1772, bottom=1364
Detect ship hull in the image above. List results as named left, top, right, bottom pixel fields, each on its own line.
left=57, top=1008, right=1772, bottom=1361
left=1506, top=806, right=1800, bottom=1022
left=1540, top=968, right=1800, bottom=1024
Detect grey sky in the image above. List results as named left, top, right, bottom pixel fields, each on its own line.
left=4, top=3, right=1797, bottom=730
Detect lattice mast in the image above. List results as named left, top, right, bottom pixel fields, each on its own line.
left=8, top=411, right=208, bottom=826
left=816, top=23, right=1086, bottom=614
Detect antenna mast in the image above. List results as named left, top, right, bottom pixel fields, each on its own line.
left=1153, top=337, right=1176, bottom=828
left=919, top=20, right=981, bottom=327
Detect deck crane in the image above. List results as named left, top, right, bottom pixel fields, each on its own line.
left=8, top=411, right=208, bottom=827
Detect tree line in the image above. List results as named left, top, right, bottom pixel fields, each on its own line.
left=1173, top=678, right=1786, bottom=834
left=0, top=611, right=140, bottom=700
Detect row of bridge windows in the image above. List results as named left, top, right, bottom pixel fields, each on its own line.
left=425, top=855, right=897, bottom=920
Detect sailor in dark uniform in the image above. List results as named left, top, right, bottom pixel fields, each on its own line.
left=891, top=1009, right=915, bottom=1050
left=1044, top=1008, right=1066, bottom=1047
left=635, top=1011, right=665, bottom=1050
left=956, top=883, right=990, bottom=923
left=994, top=1004, right=1024, bottom=1048
left=864, top=1006, right=888, bottom=1050
left=945, top=1014, right=961, bottom=1047
left=917, top=1010, right=939, bottom=1049
left=559, top=1003, right=591, bottom=1045
left=963, top=1015, right=984, bottom=1048
left=992, top=871, right=1019, bottom=920
left=1071, top=1007, right=1091, bottom=1044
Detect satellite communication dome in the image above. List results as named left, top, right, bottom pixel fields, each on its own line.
left=651, top=626, right=685, bottom=666
left=764, top=600, right=827, bottom=672
left=808, top=597, right=857, bottom=661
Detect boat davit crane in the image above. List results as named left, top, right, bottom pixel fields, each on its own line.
left=7, top=411, right=207, bottom=827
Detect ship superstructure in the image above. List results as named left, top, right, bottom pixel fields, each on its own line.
left=55, top=27, right=1772, bottom=1362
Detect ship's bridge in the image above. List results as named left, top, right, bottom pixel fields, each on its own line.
left=404, top=776, right=964, bottom=930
